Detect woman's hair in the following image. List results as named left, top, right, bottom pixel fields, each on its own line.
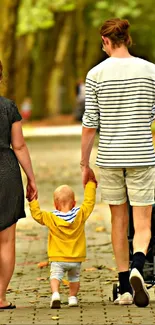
left=100, top=18, right=132, bottom=48
left=0, top=61, right=3, bottom=81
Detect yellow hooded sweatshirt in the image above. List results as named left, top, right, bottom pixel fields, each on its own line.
left=29, top=181, right=96, bottom=262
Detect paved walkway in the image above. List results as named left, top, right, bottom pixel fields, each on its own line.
left=1, top=126, right=155, bottom=324
left=1, top=212, right=155, bottom=325
left=22, top=124, right=82, bottom=137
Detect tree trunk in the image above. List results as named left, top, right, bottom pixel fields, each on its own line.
left=30, top=13, right=66, bottom=119
left=75, top=4, right=86, bottom=80
left=46, top=12, right=74, bottom=116
left=0, top=0, right=21, bottom=99
left=15, top=34, right=34, bottom=108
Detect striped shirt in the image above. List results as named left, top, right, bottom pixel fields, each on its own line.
left=52, top=207, right=80, bottom=223
left=82, top=57, right=155, bottom=167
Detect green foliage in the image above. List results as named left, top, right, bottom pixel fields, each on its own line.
left=90, top=0, right=142, bottom=27
left=17, top=0, right=76, bottom=36
left=50, top=0, right=76, bottom=12
left=17, top=0, right=54, bottom=35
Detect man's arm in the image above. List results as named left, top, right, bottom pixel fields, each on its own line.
left=81, top=71, right=99, bottom=186
left=81, top=126, right=97, bottom=187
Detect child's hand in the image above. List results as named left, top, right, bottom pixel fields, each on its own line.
left=27, top=195, right=38, bottom=202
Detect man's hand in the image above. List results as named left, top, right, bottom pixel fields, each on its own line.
left=81, top=166, right=97, bottom=187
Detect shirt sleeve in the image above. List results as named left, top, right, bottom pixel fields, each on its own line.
left=29, top=200, right=54, bottom=228
left=79, top=181, right=96, bottom=222
left=11, top=101, right=22, bottom=123
left=150, top=65, right=155, bottom=122
left=151, top=104, right=155, bottom=122
left=82, top=71, right=99, bottom=129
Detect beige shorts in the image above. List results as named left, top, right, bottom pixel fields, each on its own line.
left=100, top=166, right=155, bottom=206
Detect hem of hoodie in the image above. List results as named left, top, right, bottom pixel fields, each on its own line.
left=49, top=257, right=85, bottom=262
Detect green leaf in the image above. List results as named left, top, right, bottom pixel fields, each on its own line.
left=95, top=1, right=109, bottom=10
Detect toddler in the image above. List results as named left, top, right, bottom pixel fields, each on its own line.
left=29, top=178, right=96, bottom=308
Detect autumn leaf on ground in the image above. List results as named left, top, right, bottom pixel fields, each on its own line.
left=37, top=261, right=49, bottom=268
left=7, top=286, right=12, bottom=292
left=93, top=265, right=106, bottom=270
left=84, top=267, right=97, bottom=271
left=62, top=279, right=69, bottom=286
left=106, top=267, right=116, bottom=271
left=36, top=277, right=48, bottom=281
left=103, top=281, right=112, bottom=284
left=95, top=226, right=106, bottom=232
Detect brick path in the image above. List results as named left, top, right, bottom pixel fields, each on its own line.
left=1, top=214, right=155, bottom=325
left=1, top=132, right=155, bottom=324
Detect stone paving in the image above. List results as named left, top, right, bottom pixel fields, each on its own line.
left=1, top=214, right=155, bottom=325
left=1, top=133, right=155, bottom=324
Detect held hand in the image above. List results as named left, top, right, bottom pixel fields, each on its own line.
left=81, top=166, right=97, bottom=187
left=26, top=179, right=38, bottom=202
left=88, top=168, right=98, bottom=187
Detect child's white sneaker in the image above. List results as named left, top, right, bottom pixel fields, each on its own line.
left=50, top=292, right=61, bottom=309
left=68, top=296, right=78, bottom=307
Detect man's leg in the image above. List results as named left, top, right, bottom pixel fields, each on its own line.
left=132, top=205, right=152, bottom=256
left=110, top=202, right=129, bottom=272
left=110, top=203, right=132, bottom=299
left=126, top=166, right=154, bottom=307
left=129, top=205, right=152, bottom=307
left=100, top=167, right=132, bottom=302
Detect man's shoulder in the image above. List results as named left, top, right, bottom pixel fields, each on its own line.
left=134, top=57, right=155, bottom=71
left=86, top=58, right=110, bottom=81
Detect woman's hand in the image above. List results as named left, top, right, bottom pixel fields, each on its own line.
left=26, top=179, right=38, bottom=202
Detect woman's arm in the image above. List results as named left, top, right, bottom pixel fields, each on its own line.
left=11, top=121, right=37, bottom=201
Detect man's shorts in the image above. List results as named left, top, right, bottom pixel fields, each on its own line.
left=99, top=166, right=155, bottom=206
left=50, top=262, right=81, bottom=282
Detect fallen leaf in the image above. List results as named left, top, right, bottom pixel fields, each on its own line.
left=36, top=277, right=48, bottom=281
left=52, top=316, right=59, bottom=320
left=103, top=281, right=112, bottom=285
left=93, top=265, right=106, bottom=270
left=95, top=226, right=106, bottom=232
left=37, top=261, right=49, bottom=268
left=62, top=279, right=69, bottom=286
left=84, top=267, right=97, bottom=271
left=106, top=267, right=116, bottom=271
left=7, top=286, right=12, bottom=292
left=16, top=272, right=24, bottom=276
